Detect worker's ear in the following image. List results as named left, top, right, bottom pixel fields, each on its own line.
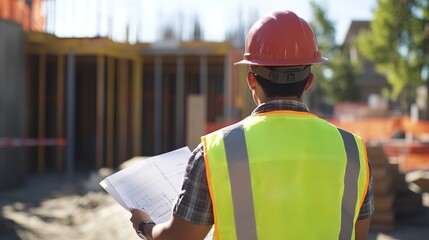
left=304, top=73, right=314, bottom=92
left=247, top=71, right=257, bottom=90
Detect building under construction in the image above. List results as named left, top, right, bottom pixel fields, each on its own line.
left=0, top=0, right=251, bottom=187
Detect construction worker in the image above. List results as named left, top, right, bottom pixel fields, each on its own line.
left=130, top=10, right=374, bottom=240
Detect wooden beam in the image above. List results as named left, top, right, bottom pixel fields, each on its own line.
left=106, top=57, right=115, bottom=168
left=199, top=55, right=208, bottom=123
left=154, top=56, right=162, bottom=154
left=65, top=50, right=76, bottom=178
left=176, top=56, right=185, bottom=148
left=132, top=58, right=142, bottom=156
left=223, top=53, right=232, bottom=122
left=56, top=54, right=65, bottom=173
left=38, top=53, right=46, bottom=174
left=117, top=59, right=128, bottom=164
left=96, top=55, right=105, bottom=169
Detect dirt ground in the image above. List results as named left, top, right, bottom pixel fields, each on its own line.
left=1, top=171, right=429, bottom=240
left=0, top=172, right=141, bottom=240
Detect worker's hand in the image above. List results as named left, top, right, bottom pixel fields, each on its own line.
left=129, top=208, right=152, bottom=232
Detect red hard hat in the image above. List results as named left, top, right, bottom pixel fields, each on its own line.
left=235, top=10, right=328, bottom=66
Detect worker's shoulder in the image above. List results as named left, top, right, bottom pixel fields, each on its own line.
left=325, top=120, right=364, bottom=141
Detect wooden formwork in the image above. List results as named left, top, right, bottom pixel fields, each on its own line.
left=24, top=32, right=245, bottom=174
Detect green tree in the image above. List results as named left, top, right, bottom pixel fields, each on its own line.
left=357, top=0, right=429, bottom=105
left=309, top=1, right=361, bottom=105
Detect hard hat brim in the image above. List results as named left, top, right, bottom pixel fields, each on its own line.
left=234, top=57, right=328, bottom=66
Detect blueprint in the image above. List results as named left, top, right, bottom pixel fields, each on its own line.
left=100, top=147, right=191, bottom=223
left=100, top=147, right=214, bottom=239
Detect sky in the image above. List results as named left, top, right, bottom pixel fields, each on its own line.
left=44, top=0, right=377, bottom=44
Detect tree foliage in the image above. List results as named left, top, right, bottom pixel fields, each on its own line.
left=309, top=1, right=361, bottom=104
left=357, top=0, right=429, bottom=100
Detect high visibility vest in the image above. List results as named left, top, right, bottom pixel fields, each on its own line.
left=202, top=111, right=370, bottom=240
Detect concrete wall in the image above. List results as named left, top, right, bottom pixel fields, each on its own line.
left=0, top=20, right=26, bottom=188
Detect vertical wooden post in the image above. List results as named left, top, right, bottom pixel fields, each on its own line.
left=106, top=57, right=115, bottom=168
left=199, top=56, right=208, bottom=97
left=132, top=58, right=142, bottom=156
left=38, top=53, right=46, bottom=174
left=96, top=55, right=105, bottom=169
left=223, top=53, right=232, bottom=123
left=199, top=55, right=208, bottom=131
left=56, top=54, right=65, bottom=173
left=65, top=50, right=76, bottom=178
left=117, top=59, right=128, bottom=164
left=176, top=56, right=185, bottom=147
left=154, top=56, right=162, bottom=154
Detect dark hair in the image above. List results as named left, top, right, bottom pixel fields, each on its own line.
left=253, top=66, right=310, bottom=98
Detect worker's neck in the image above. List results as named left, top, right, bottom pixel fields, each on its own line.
left=259, top=96, right=302, bottom=105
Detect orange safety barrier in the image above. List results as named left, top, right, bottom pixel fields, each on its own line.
left=205, top=116, right=429, bottom=172
left=329, top=117, right=429, bottom=142
left=328, top=116, right=429, bottom=172
left=329, top=118, right=402, bottom=142
left=401, top=116, right=429, bottom=138
left=206, top=116, right=429, bottom=142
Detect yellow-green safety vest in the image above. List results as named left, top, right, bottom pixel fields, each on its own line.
left=202, top=110, right=370, bottom=240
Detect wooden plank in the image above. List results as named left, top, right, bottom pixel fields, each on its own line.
left=38, top=53, right=46, bottom=173
left=371, top=210, right=395, bottom=225
left=117, top=59, right=128, bottom=164
left=106, top=57, right=115, bottom=168
left=56, top=54, right=65, bottom=173
left=132, top=59, right=142, bottom=156
left=374, top=193, right=395, bottom=211
left=175, top=56, right=185, bottom=148
left=96, top=55, right=105, bottom=169
left=366, top=145, right=390, bottom=167
left=373, top=171, right=394, bottom=194
left=154, top=56, right=162, bottom=154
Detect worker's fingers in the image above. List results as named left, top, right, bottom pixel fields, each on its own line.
left=129, top=209, right=143, bottom=230
left=129, top=208, right=152, bottom=231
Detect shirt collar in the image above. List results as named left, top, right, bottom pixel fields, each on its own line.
left=251, top=100, right=310, bottom=115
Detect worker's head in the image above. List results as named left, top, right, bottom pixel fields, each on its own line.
left=235, top=10, right=327, bottom=100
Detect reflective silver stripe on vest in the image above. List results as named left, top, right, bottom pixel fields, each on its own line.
left=338, top=128, right=361, bottom=240
left=222, top=124, right=361, bottom=240
left=223, top=123, right=258, bottom=240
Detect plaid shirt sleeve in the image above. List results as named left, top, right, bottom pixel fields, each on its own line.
left=173, top=143, right=214, bottom=225
left=358, top=162, right=375, bottom=220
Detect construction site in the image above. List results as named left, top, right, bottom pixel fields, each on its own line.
left=1, top=0, right=429, bottom=239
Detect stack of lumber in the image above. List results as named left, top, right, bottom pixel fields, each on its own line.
left=366, top=143, right=425, bottom=231
left=366, top=144, right=397, bottom=231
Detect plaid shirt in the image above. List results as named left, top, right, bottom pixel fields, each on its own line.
left=173, top=100, right=374, bottom=225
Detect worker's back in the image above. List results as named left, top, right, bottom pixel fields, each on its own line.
left=203, top=111, right=369, bottom=240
